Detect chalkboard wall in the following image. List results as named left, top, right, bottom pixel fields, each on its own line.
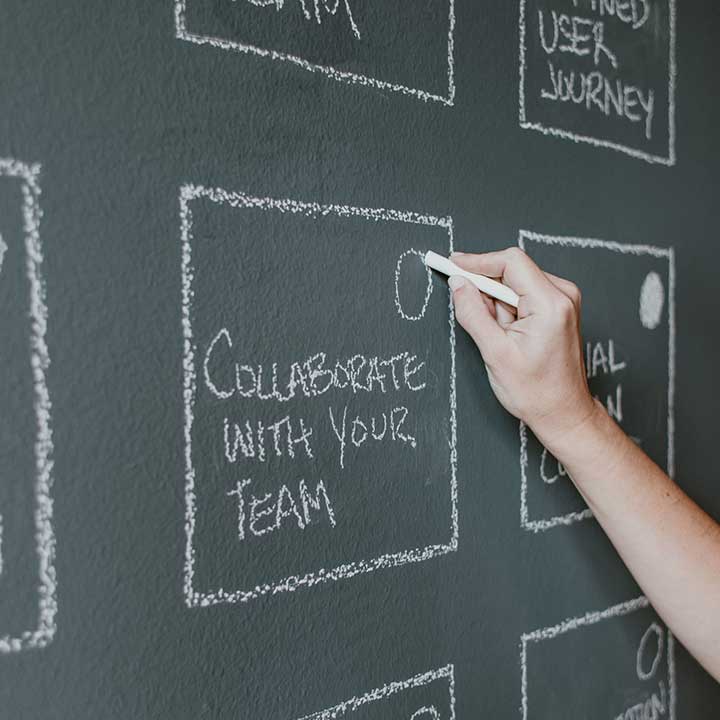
left=1, top=0, right=719, bottom=717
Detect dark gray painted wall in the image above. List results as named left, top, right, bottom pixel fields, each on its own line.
left=0, top=0, right=718, bottom=717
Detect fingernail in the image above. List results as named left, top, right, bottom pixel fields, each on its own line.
left=450, top=251, right=465, bottom=257
left=448, top=275, right=466, bottom=291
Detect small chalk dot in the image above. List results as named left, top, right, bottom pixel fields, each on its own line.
left=639, top=271, right=664, bottom=330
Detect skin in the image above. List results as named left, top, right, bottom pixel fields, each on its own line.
left=448, top=247, right=720, bottom=683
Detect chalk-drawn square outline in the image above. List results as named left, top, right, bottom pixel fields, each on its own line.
left=174, top=0, right=456, bottom=106
left=520, top=596, right=677, bottom=720
left=0, top=158, right=57, bottom=653
left=518, top=0, right=677, bottom=165
left=180, top=183, right=458, bottom=607
left=297, top=663, right=456, bottom=720
left=517, top=230, right=675, bottom=533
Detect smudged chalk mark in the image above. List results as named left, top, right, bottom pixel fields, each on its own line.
left=0, top=233, right=7, bottom=275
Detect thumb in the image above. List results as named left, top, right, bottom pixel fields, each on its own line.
left=449, top=276, right=506, bottom=360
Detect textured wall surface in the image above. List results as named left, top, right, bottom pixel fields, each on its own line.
left=0, top=0, right=718, bottom=717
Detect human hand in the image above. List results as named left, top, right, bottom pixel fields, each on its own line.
left=449, top=248, right=598, bottom=450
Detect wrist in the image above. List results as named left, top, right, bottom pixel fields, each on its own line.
left=530, top=397, right=611, bottom=467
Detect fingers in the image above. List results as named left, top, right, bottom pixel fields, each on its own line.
left=543, top=271, right=582, bottom=313
left=479, top=291, right=498, bottom=320
left=451, top=248, right=555, bottom=298
left=494, top=299, right=516, bottom=329
left=543, top=271, right=583, bottom=349
left=448, top=276, right=506, bottom=359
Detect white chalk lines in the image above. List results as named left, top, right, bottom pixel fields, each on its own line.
left=180, top=183, right=458, bottom=608
left=0, top=158, right=57, bottom=653
left=0, top=232, right=4, bottom=580
left=519, top=0, right=677, bottom=164
left=0, top=232, right=7, bottom=274
left=297, top=664, right=455, bottom=720
left=174, top=0, right=456, bottom=105
left=517, top=229, right=675, bottom=533
left=521, top=596, right=676, bottom=720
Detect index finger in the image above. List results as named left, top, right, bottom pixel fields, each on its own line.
left=451, top=248, right=554, bottom=298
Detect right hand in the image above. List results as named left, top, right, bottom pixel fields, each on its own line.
left=448, top=248, right=598, bottom=450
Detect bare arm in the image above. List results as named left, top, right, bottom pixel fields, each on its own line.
left=448, top=248, right=720, bottom=682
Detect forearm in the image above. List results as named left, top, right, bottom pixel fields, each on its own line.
left=535, top=402, right=720, bottom=681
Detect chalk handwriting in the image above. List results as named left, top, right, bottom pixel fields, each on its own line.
left=538, top=11, right=618, bottom=68
left=613, top=681, right=667, bottom=720
left=540, top=447, right=567, bottom=485
left=572, top=0, right=650, bottom=29
left=541, top=61, right=655, bottom=139
left=329, top=404, right=417, bottom=469
left=227, top=477, right=336, bottom=542
left=519, top=0, right=675, bottom=164
left=180, top=183, right=459, bottom=607
left=203, top=330, right=427, bottom=401
left=242, top=0, right=361, bottom=40
left=586, top=339, right=626, bottom=378
left=224, top=415, right=314, bottom=462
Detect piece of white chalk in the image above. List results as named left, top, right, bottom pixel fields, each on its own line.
left=424, top=251, right=520, bottom=308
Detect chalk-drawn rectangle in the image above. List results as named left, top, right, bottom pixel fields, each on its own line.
left=521, top=597, right=676, bottom=719
left=175, top=0, right=456, bottom=105
left=180, top=184, right=457, bottom=607
left=518, top=230, right=675, bottom=532
left=518, top=0, right=676, bottom=164
left=298, top=664, right=455, bottom=720
left=0, top=158, right=57, bottom=653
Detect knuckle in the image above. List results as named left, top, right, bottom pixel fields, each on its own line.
left=506, top=247, right=526, bottom=261
left=554, top=292, right=576, bottom=322
left=567, top=282, right=582, bottom=306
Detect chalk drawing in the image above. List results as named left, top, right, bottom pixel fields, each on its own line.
left=0, top=233, right=6, bottom=274
left=174, top=0, right=456, bottom=105
left=0, top=233, right=4, bottom=579
left=296, top=664, right=455, bottom=720
left=0, top=158, right=57, bottom=653
left=395, top=249, right=434, bottom=322
left=411, top=707, right=441, bottom=720
left=639, top=271, right=665, bottom=330
left=242, top=0, right=362, bottom=40
left=203, top=342, right=428, bottom=402
left=517, top=229, right=675, bottom=532
left=636, top=622, right=664, bottom=681
left=180, top=183, right=457, bottom=607
left=520, top=596, right=677, bottom=720
left=518, top=0, right=677, bottom=165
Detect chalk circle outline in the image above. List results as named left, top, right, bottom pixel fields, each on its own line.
left=411, top=706, right=440, bottom=720
left=636, top=622, right=664, bottom=681
left=395, top=249, right=433, bottom=321
left=639, top=271, right=665, bottom=330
